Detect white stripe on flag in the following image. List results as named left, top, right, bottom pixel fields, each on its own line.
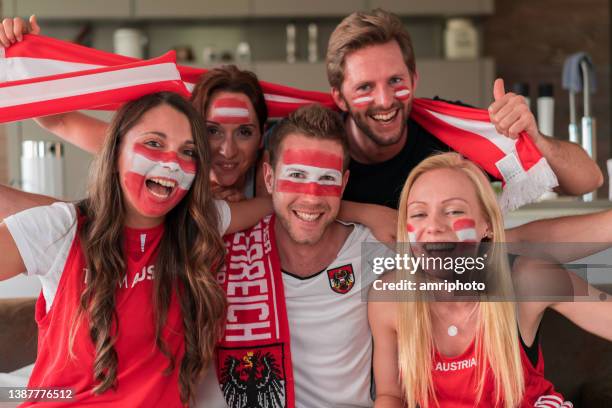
left=2, top=55, right=197, bottom=94
left=2, top=56, right=103, bottom=81
left=0, top=62, right=181, bottom=108
left=212, top=107, right=250, bottom=117
left=264, top=93, right=311, bottom=104
left=535, top=395, right=564, bottom=408
left=426, top=109, right=516, bottom=154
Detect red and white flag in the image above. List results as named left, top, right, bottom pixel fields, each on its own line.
left=0, top=50, right=189, bottom=123
left=0, top=35, right=557, bottom=211
left=410, top=98, right=558, bottom=211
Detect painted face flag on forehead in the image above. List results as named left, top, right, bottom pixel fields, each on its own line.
left=209, top=97, right=250, bottom=124
left=123, top=144, right=196, bottom=216
left=277, top=149, right=343, bottom=197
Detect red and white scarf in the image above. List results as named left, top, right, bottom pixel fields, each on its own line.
left=217, top=215, right=295, bottom=408
left=0, top=34, right=557, bottom=211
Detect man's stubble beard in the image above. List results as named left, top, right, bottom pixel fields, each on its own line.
left=345, top=97, right=411, bottom=147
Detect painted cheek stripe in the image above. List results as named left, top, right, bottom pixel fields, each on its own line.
left=282, top=149, right=343, bottom=171
left=406, top=223, right=417, bottom=243
left=352, top=95, right=374, bottom=107
left=394, top=87, right=411, bottom=100
left=132, top=143, right=196, bottom=173
left=130, top=153, right=195, bottom=190
left=453, top=218, right=478, bottom=242
left=209, top=97, right=250, bottom=124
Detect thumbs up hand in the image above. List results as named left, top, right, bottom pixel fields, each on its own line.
left=0, top=15, right=40, bottom=47
left=488, top=78, right=541, bottom=141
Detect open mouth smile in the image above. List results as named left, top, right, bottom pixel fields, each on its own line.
left=145, top=177, right=177, bottom=199
left=292, top=210, right=323, bottom=223
left=369, top=108, right=399, bottom=124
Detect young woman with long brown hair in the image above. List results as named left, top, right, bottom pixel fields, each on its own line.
left=0, top=92, right=259, bottom=406
left=369, top=152, right=612, bottom=408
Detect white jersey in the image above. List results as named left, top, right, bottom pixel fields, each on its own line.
left=4, top=200, right=231, bottom=314
left=196, top=223, right=382, bottom=408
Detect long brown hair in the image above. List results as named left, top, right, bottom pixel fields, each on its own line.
left=71, top=92, right=227, bottom=404
left=190, top=64, right=268, bottom=133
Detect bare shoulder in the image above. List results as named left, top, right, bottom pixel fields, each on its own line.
left=368, top=270, right=400, bottom=330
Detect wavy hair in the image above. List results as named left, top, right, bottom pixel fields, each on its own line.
left=395, top=152, right=524, bottom=408
left=69, top=92, right=227, bottom=404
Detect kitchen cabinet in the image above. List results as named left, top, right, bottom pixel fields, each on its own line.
left=4, top=0, right=131, bottom=19
left=251, top=0, right=367, bottom=17
left=134, top=0, right=249, bottom=18
left=369, top=0, right=494, bottom=15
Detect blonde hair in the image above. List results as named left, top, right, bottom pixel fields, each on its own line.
left=395, top=153, right=524, bottom=408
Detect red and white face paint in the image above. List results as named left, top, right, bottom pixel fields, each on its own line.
left=453, top=218, right=478, bottom=242
left=276, top=149, right=343, bottom=197
left=406, top=223, right=417, bottom=243
left=209, top=97, right=250, bottom=124
left=393, top=86, right=411, bottom=101
left=351, top=85, right=411, bottom=108
left=352, top=95, right=374, bottom=108
left=123, top=143, right=196, bottom=217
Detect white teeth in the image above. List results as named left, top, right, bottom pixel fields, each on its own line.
left=219, top=163, right=237, bottom=169
left=149, top=177, right=177, bottom=188
left=371, top=110, right=398, bottom=122
left=294, top=211, right=321, bottom=222
left=149, top=189, right=170, bottom=198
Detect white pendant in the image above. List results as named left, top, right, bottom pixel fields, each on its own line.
left=448, top=325, right=458, bottom=337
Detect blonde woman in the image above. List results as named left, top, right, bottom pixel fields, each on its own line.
left=369, top=152, right=612, bottom=408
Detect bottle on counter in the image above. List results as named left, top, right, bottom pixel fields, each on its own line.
left=286, top=24, right=297, bottom=64
left=537, top=83, right=555, bottom=137
left=444, top=18, right=479, bottom=60
left=308, top=23, right=318, bottom=63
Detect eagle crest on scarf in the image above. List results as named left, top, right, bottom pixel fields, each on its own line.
left=220, top=350, right=286, bottom=408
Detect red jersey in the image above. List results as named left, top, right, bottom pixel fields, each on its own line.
left=22, top=221, right=186, bottom=407
left=431, top=337, right=573, bottom=407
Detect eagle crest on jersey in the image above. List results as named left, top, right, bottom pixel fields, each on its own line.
left=219, top=346, right=287, bottom=408
left=327, top=264, right=355, bottom=294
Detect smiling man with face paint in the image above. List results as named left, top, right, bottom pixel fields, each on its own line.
left=327, top=9, right=602, bottom=210
left=195, top=104, right=382, bottom=408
